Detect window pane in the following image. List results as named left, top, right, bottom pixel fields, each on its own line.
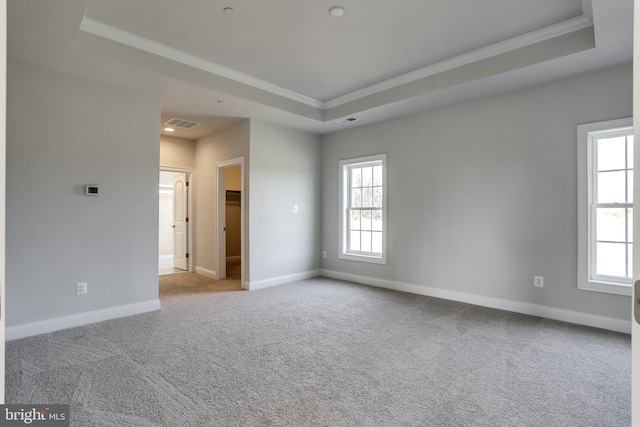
left=373, top=187, right=382, bottom=208
left=628, top=135, right=634, bottom=169
left=362, top=187, right=373, bottom=208
left=372, top=210, right=383, bottom=231
left=372, top=232, right=382, bottom=253
left=597, top=171, right=626, bottom=203
left=629, top=208, right=634, bottom=242
left=349, top=231, right=361, bottom=251
left=628, top=170, right=634, bottom=203
left=628, top=244, right=634, bottom=278
left=361, top=231, right=372, bottom=252
left=597, top=136, right=626, bottom=171
left=351, top=188, right=361, bottom=207
left=351, top=167, right=362, bottom=187
left=341, top=155, right=385, bottom=263
left=350, top=210, right=360, bottom=231
left=362, top=167, right=373, bottom=187
left=596, top=242, right=626, bottom=277
left=596, top=208, right=626, bottom=242
left=373, top=165, right=383, bottom=186
left=361, top=210, right=372, bottom=231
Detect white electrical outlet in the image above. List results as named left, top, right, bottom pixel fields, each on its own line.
left=534, top=276, right=544, bottom=288
left=77, top=282, right=88, bottom=295
left=322, top=251, right=327, bottom=259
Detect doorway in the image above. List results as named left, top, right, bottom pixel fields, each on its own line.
left=159, top=169, right=192, bottom=275
left=224, top=166, right=242, bottom=280
left=217, top=157, right=245, bottom=287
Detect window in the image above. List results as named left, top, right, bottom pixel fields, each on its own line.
left=578, top=118, right=633, bottom=296
left=339, top=154, right=387, bottom=264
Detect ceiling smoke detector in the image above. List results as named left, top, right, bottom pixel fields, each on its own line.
left=329, top=6, right=345, bottom=17
left=164, top=117, right=201, bottom=129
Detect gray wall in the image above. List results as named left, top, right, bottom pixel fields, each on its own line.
left=7, top=61, right=160, bottom=327
left=194, top=121, right=250, bottom=276
left=160, top=135, right=195, bottom=170
left=321, top=63, right=633, bottom=322
left=249, top=121, right=321, bottom=283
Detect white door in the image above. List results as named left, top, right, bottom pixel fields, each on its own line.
left=173, top=173, right=188, bottom=270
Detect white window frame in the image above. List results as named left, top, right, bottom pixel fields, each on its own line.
left=339, top=154, right=387, bottom=264
left=577, top=117, right=633, bottom=296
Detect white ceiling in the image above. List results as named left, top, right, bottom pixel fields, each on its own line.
left=7, top=0, right=633, bottom=139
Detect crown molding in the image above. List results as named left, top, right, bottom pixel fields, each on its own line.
left=80, top=6, right=594, bottom=115
left=582, top=0, right=593, bottom=21
left=79, top=17, right=324, bottom=109
left=323, top=14, right=594, bottom=109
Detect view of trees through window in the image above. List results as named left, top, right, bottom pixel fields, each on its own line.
left=594, top=133, right=634, bottom=280
left=348, top=163, right=383, bottom=254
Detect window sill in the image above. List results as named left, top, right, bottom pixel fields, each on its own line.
left=578, top=280, right=632, bottom=296
left=339, top=252, right=386, bottom=265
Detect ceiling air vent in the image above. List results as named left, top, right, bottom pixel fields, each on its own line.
left=164, top=117, right=201, bottom=129
left=339, top=117, right=357, bottom=124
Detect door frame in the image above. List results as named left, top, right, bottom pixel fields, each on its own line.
left=632, top=1, right=639, bottom=424
left=160, top=167, right=194, bottom=273
left=216, top=157, right=246, bottom=289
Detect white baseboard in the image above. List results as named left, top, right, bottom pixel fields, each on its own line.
left=249, top=270, right=321, bottom=291
left=195, top=266, right=217, bottom=280
left=226, top=255, right=241, bottom=262
left=6, top=299, right=161, bottom=341
left=320, top=270, right=631, bottom=334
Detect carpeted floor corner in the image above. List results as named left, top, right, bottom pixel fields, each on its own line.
left=6, top=276, right=631, bottom=426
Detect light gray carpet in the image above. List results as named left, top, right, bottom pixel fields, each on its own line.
left=6, top=277, right=630, bottom=426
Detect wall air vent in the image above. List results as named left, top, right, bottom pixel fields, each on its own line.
left=164, top=118, right=201, bottom=129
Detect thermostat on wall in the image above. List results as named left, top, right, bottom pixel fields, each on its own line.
left=85, top=185, right=100, bottom=196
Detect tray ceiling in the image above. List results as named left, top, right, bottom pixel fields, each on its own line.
left=8, top=0, right=633, bottom=135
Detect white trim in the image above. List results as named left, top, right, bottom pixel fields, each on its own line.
left=79, top=18, right=323, bottom=109
left=339, top=154, right=387, bottom=264
left=582, top=0, right=594, bottom=21
left=159, top=165, right=194, bottom=173
left=579, top=280, right=632, bottom=296
left=324, top=15, right=593, bottom=109
left=80, top=14, right=592, bottom=114
left=0, top=0, right=6, bottom=402
left=226, top=255, right=241, bottom=262
left=320, top=270, right=630, bottom=334
left=248, top=270, right=321, bottom=291
left=6, top=299, right=161, bottom=341
left=632, top=11, right=640, bottom=420
left=577, top=117, right=633, bottom=296
left=194, top=266, right=217, bottom=280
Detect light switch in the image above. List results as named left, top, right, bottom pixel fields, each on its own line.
left=85, top=185, right=100, bottom=196
left=293, top=205, right=298, bottom=213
